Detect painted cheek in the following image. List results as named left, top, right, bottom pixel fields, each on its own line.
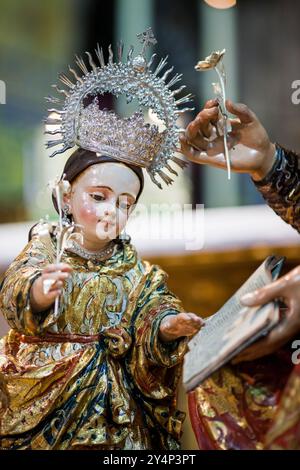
left=78, top=197, right=98, bottom=223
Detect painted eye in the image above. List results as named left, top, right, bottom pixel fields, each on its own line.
left=90, top=194, right=105, bottom=202
left=117, top=199, right=132, bottom=211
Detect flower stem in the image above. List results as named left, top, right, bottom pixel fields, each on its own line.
left=54, top=184, right=63, bottom=316
left=215, top=66, right=231, bottom=180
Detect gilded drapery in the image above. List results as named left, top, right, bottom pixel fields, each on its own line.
left=0, top=233, right=188, bottom=449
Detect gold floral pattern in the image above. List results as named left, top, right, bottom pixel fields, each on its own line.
left=0, top=232, right=188, bottom=449
left=189, top=348, right=300, bottom=449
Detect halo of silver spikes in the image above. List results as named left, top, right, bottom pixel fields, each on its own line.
left=44, top=29, right=194, bottom=188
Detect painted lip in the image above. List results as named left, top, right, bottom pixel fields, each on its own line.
left=99, top=219, right=114, bottom=225
left=97, top=219, right=115, bottom=231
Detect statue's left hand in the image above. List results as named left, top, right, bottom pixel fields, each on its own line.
left=159, top=312, right=203, bottom=342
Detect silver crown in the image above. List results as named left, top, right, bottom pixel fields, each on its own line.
left=44, top=28, right=194, bottom=189
left=78, top=98, right=166, bottom=168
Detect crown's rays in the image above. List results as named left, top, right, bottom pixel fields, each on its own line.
left=171, top=155, right=189, bottom=169
left=175, top=107, right=195, bottom=115
left=161, top=67, right=174, bottom=82
left=153, top=56, right=168, bottom=76
left=117, top=41, right=124, bottom=62
left=47, top=108, right=65, bottom=114
left=95, top=43, right=105, bottom=68
left=164, top=162, right=178, bottom=176
left=45, top=95, right=61, bottom=104
left=68, top=65, right=83, bottom=84
left=127, top=45, right=134, bottom=62
left=167, top=73, right=183, bottom=88
left=46, top=139, right=64, bottom=149
left=85, top=51, right=97, bottom=72
left=44, top=129, right=62, bottom=135
left=147, top=53, right=157, bottom=69
left=59, top=73, right=74, bottom=89
left=148, top=172, right=163, bottom=190
left=45, top=28, right=194, bottom=188
left=108, top=44, right=114, bottom=64
left=171, top=86, right=186, bottom=97
left=75, top=55, right=89, bottom=75
left=157, top=170, right=174, bottom=186
left=49, top=145, right=72, bottom=158
left=175, top=94, right=194, bottom=106
left=51, top=84, right=69, bottom=97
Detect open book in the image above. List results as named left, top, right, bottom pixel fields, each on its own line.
left=183, top=255, right=285, bottom=392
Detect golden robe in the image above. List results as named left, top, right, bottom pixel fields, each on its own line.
left=0, top=231, right=188, bottom=450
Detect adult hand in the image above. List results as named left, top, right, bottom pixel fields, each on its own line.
left=30, top=263, right=72, bottom=313
left=180, top=99, right=276, bottom=181
left=232, top=266, right=300, bottom=363
left=159, top=312, right=203, bottom=342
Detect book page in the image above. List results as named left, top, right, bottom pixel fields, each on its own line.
left=183, top=257, right=282, bottom=391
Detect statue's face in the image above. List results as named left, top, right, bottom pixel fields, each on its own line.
left=69, top=162, right=140, bottom=243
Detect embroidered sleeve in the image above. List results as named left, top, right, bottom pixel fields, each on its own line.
left=0, top=234, right=55, bottom=335
left=254, top=144, right=300, bottom=233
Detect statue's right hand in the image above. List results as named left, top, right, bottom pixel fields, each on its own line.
left=30, top=263, right=72, bottom=313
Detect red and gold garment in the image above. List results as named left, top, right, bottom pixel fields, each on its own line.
left=188, top=143, right=300, bottom=451
left=189, top=347, right=300, bottom=449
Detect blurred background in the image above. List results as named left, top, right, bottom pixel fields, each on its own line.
left=1, top=0, right=300, bottom=449
left=2, top=0, right=300, bottom=222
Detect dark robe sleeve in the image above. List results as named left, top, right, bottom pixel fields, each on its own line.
left=254, top=144, right=300, bottom=233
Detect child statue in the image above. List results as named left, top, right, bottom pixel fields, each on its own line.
left=0, top=30, right=202, bottom=449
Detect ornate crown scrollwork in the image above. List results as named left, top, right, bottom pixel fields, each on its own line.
left=45, top=28, right=194, bottom=189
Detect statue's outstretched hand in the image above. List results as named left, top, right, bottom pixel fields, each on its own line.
left=159, top=312, right=203, bottom=342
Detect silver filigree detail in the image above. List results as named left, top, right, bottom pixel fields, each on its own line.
left=45, top=28, right=193, bottom=188
left=67, top=240, right=116, bottom=263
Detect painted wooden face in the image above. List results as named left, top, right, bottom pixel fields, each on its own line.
left=69, top=162, right=140, bottom=244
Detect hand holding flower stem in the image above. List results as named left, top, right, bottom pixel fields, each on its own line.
left=46, top=176, right=83, bottom=317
